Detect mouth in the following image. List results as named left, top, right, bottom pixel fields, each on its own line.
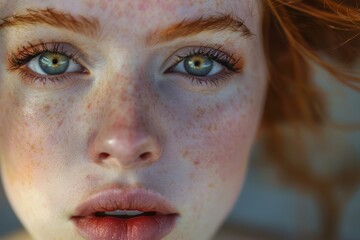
left=71, top=188, right=179, bottom=240
left=94, top=210, right=158, bottom=219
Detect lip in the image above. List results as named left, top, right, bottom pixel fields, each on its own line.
left=71, top=187, right=179, bottom=240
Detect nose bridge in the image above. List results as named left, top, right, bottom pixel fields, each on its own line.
left=88, top=71, right=162, bottom=170
left=103, top=58, right=150, bottom=135
left=110, top=71, right=143, bottom=119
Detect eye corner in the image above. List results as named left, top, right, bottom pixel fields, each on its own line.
left=163, top=64, right=175, bottom=74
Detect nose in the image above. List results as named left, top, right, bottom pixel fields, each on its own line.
left=88, top=82, right=162, bottom=170
left=89, top=124, right=162, bottom=170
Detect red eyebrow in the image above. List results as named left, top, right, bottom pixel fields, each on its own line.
left=0, top=8, right=99, bottom=37
left=0, top=9, right=252, bottom=45
left=146, top=14, right=253, bottom=45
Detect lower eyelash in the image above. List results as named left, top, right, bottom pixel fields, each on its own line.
left=17, top=68, right=72, bottom=86
left=185, top=71, right=233, bottom=87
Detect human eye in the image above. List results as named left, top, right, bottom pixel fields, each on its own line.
left=8, top=42, right=88, bottom=87
left=164, top=45, right=243, bottom=88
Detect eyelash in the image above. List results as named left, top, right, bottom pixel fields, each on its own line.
left=167, top=46, right=243, bottom=87
left=8, top=42, right=242, bottom=88
left=8, top=41, right=82, bottom=85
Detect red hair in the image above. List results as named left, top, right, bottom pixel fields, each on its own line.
left=260, top=3, right=359, bottom=237
left=261, top=0, right=359, bottom=161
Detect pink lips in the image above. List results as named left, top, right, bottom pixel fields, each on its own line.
left=71, top=188, right=179, bottom=240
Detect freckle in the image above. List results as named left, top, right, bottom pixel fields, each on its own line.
left=57, top=119, right=64, bottom=127
left=195, top=107, right=206, bottom=119
left=87, top=102, right=92, bottom=110
left=30, top=143, right=36, bottom=151
left=137, top=2, right=148, bottom=11
left=206, top=124, right=218, bottom=132
left=208, top=183, right=215, bottom=189
left=43, top=105, right=50, bottom=113
left=215, top=103, right=221, bottom=110
left=182, top=149, right=189, bottom=158
left=192, top=159, right=200, bottom=166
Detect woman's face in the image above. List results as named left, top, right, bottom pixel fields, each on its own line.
left=0, top=0, right=267, bottom=239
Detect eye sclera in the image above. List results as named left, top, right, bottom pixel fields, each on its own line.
left=27, top=53, right=82, bottom=76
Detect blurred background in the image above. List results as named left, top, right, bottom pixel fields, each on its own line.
left=1, top=66, right=359, bottom=240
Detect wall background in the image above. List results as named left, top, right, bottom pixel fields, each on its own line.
left=1, top=67, right=359, bottom=239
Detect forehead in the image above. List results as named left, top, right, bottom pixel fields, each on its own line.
left=1, top=0, right=261, bottom=34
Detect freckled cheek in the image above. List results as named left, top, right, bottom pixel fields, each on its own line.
left=0, top=104, right=69, bottom=187
left=181, top=103, right=258, bottom=182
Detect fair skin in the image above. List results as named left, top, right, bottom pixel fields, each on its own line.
left=0, top=0, right=267, bottom=239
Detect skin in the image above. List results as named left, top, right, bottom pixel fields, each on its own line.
left=0, top=0, right=267, bottom=239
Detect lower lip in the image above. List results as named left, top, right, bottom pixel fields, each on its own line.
left=72, top=214, right=178, bottom=240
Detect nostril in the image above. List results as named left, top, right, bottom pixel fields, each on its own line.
left=99, top=152, right=110, bottom=161
left=139, top=152, right=152, bottom=161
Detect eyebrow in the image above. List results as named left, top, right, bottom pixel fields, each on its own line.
left=0, top=9, right=252, bottom=44
left=146, top=14, right=254, bottom=46
left=0, top=8, right=99, bottom=37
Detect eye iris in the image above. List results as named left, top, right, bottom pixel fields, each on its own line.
left=39, top=53, right=69, bottom=75
left=184, top=55, right=213, bottom=76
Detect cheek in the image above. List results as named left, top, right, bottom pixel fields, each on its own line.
left=0, top=95, right=70, bottom=189
left=180, top=92, right=258, bottom=183
left=165, top=86, right=262, bottom=232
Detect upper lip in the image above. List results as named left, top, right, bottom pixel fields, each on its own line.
left=72, top=187, right=179, bottom=217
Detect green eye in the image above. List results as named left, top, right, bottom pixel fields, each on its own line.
left=184, top=55, right=213, bottom=76
left=170, top=53, right=224, bottom=78
left=39, top=53, right=70, bottom=75
left=27, top=51, right=83, bottom=76
left=165, top=46, right=242, bottom=88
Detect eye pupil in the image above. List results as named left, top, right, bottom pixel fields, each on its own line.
left=184, top=55, right=213, bottom=76
left=39, top=52, right=69, bottom=75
